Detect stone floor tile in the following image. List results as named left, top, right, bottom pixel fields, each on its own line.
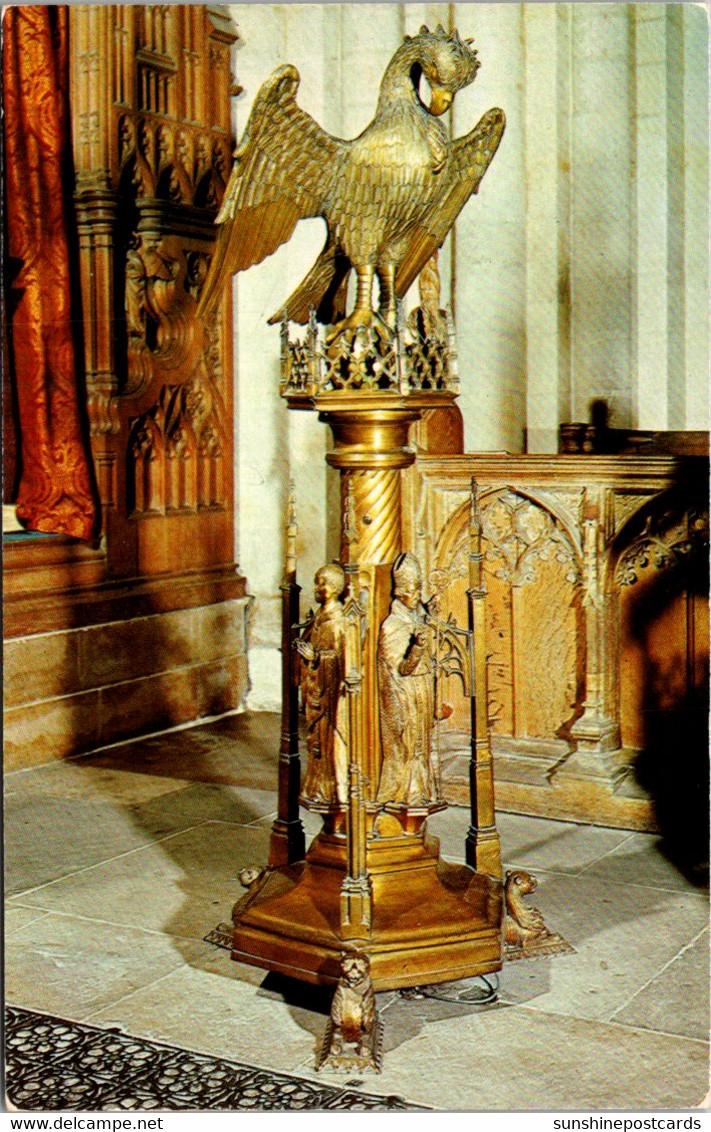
left=252, top=806, right=321, bottom=843
left=421, top=804, right=473, bottom=861
left=495, top=870, right=709, bottom=1022
left=5, top=913, right=207, bottom=1021
left=611, top=928, right=710, bottom=1042
left=497, top=811, right=636, bottom=874
left=79, top=712, right=281, bottom=792
left=8, top=759, right=276, bottom=827
left=85, top=960, right=328, bottom=1075
left=427, top=807, right=637, bottom=876
left=6, top=759, right=193, bottom=803
left=5, top=764, right=276, bottom=897
left=299, top=808, right=324, bottom=841
left=296, top=1004, right=709, bottom=1110
left=582, top=831, right=710, bottom=894
left=5, top=710, right=709, bottom=1113
left=5, top=760, right=199, bottom=895
left=4, top=905, right=51, bottom=937
left=8, top=822, right=271, bottom=943
left=112, top=782, right=277, bottom=833
left=5, top=791, right=172, bottom=897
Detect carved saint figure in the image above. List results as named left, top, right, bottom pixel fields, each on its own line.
left=125, top=241, right=147, bottom=340
left=377, top=553, right=438, bottom=806
left=295, top=564, right=347, bottom=806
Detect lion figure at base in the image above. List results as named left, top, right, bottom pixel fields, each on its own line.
left=504, top=869, right=548, bottom=946
left=318, top=951, right=382, bottom=1073
left=504, top=868, right=575, bottom=961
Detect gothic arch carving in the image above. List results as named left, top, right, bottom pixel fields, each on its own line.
left=431, top=485, right=584, bottom=747
left=69, top=5, right=239, bottom=575
left=434, top=485, right=583, bottom=586
left=128, top=372, right=226, bottom=519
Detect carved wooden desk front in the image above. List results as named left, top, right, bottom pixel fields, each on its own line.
left=404, top=453, right=709, bottom=830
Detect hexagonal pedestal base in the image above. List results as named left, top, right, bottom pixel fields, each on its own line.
left=232, top=828, right=503, bottom=991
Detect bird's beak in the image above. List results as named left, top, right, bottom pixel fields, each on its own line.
left=428, top=87, right=453, bottom=116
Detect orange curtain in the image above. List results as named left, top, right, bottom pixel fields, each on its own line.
left=3, top=5, right=97, bottom=540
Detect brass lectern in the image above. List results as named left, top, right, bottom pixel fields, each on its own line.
left=197, top=22, right=511, bottom=1063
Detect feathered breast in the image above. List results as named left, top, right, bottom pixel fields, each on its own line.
left=329, top=100, right=447, bottom=262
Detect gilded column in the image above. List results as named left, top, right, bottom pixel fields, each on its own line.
left=339, top=469, right=402, bottom=566
left=340, top=565, right=372, bottom=940
left=270, top=484, right=306, bottom=867
left=465, top=479, right=502, bottom=879
left=320, top=397, right=427, bottom=796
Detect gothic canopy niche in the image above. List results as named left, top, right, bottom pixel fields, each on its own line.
left=69, top=5, right=240, bottom=577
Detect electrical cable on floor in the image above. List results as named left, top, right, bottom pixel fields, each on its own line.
left=398, top=973, right=499, bottom=1006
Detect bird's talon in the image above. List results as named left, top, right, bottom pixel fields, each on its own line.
left=326, top=308, right=391, bottom=347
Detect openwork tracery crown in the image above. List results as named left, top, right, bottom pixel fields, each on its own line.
left=279, top=305, right=459, bottom=400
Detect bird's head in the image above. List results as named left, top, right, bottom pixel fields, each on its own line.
left=400, top=24, right=481, bottom=116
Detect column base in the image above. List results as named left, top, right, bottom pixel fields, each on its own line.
left=466, top=825, right=503, bottom=880
left=559, top=713, right=624, bottom=784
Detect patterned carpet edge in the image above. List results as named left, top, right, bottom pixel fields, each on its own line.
left=4, top=1004, right=426, bottom=1113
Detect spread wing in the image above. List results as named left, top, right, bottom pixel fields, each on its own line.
left=198, top=65, right=345, bottom=318
left=394, top=107, right=505, bottom=297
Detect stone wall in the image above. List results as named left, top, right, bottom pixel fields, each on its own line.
left=4, top=597, right=250, bottom=771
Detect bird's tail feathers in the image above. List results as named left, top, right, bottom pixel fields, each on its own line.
left=268, top=247, right=350, bottom=326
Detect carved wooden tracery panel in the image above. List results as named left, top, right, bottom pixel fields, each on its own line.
left=69, top=5, right=239, bottom=576
left=433, top=488, right=583, bottom=747
left=480, top=490, right=580, bottom=587
left=407, top=454, right=707, bottom=824
left=128, top=375, right=226, bottom=515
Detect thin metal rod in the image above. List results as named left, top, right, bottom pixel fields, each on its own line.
left=269, top=484, right=306, bottom=867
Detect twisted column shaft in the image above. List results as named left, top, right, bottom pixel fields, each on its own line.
left=340, top=468, right=402, bottom=566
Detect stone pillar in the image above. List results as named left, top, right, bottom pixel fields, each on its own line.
left=570, top=4, right=633, bottom=429
left=523, top=4, right=572, bottom=454
left=466, top=483, right=502, bottom=879
left=632, top=4, right=672, bottom=430
left=452, top=3, right=526, bottom=453
left=681, top=6, right=709, bottom=431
